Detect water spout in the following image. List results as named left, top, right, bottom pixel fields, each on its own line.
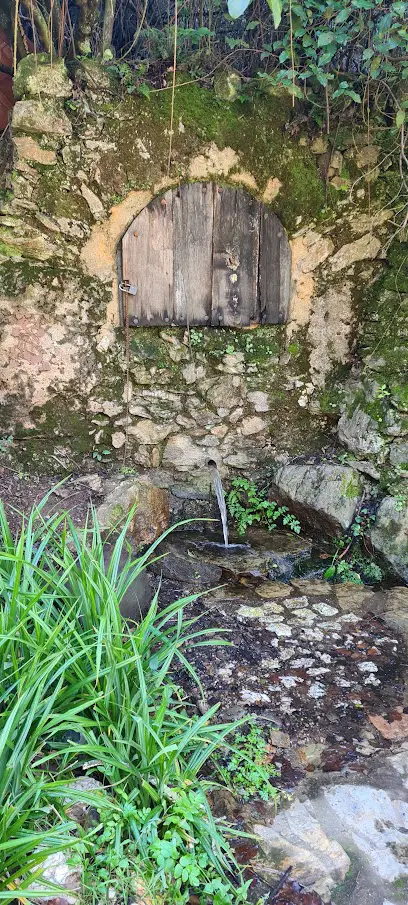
left=208, top=460, right=229, bottom=548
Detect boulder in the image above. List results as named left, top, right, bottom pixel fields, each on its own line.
left=338, top=405, right=387, bottom=460
left=370, top=497, right=408, bottom=582
left=96, top=478, right=170, bottom=547
left=103, top=541, right=153, bottom=620
left=272, top=463, right=362, bottom=534
left=13, top=54, right=72, bottom=100
left=12, top=99, right=72, bottom=138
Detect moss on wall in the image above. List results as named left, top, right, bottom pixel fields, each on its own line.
left=67, top=84, right=324, bottom=232
left=357, top=243, right=408, bottom=388
left=2, top=57, right=404, bottom=480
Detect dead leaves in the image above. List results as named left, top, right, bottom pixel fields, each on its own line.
left=368, top=711, right=408, bottom=741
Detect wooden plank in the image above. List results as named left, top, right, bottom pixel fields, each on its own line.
left=211, top=186, right=260, bottom=327
left=173, top=182, right=213, bottom=326
left=259, top=209, right=291, bottom=324
left=121, top=190, right=173, bottom=325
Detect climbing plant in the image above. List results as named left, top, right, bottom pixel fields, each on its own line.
left=3, top=0, right=407, bottom=125
left=228, top=0, right=408, bottom=123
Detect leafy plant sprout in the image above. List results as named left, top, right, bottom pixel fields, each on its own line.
left=227, top=477, right=301, bottom=536
left=323, top=507, right=384, bottom=584
left=215, top=724, right=281, bottom=803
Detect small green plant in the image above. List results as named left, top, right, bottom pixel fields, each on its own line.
left=216, top=725, right=280, bottom=803
left=92, top=448, right=112, bottom=462
left=324, top=509, right=383, bottom=584
left=324, top=558, right=363, bottom=584
left=0, top=435, right=13, bottom=455
left=348, top=508, right=376, bottom=538
left=227, top=477, right=301, bottom=536
left=189, top=328, right=204, bottom=348
left=376, top=383, right=391, bottom=400
left=120, top=465, right=137, bottom=476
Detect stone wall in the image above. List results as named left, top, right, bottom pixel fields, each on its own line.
left=0, top=55, right=406, bottom=495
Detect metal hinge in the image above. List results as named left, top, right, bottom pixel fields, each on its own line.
left=119, top=280, right=137, bottom=296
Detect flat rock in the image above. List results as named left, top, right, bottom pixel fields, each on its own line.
left=148, top=546, right=222, bottom=586
left=254, top=799, right=350, bottom=902
left=333, top=583, right=374, bottom=611
left=255, top=581, right=293, bottom=599
left=322, top=785, right=408, bottom=883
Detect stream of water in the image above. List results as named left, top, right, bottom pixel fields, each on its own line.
left=208, top=460, right=229, bottom=548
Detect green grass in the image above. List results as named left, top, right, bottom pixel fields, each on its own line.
left=0, top=494, right=255, bottom=904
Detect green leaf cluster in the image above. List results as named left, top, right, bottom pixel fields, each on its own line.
left=215, top=725, right=280, bottom=802
left=227, top=0, right=408, bottom=119
left=227, top=477, right=301, bottom=536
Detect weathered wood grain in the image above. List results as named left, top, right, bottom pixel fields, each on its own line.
left=122, top=190, right=173, bottom=325
left=259, top=209, right=291, bottom=324
left=211, top=186, right=260, bottom=327
left=173, top=182, right=213, bottom=325
left=121, top=182, right=291, bottom=328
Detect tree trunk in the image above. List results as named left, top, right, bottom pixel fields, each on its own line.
left=102, top=0, right=117, bottom=54
left=20, top=0, right=54, bottom=54
left=75, top=0, right=99, bottom=55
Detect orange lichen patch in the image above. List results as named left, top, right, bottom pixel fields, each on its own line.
left=229, top=171, right=258, bottom=192
left=263, top=177, right=282, bottom=203
left=81, top=190, right=152, bottom=283
left=188, top=144, right=239, bottom=180
left=80, top=190, right=152, bottom=327
left=288, top=230, right=334, bottom=333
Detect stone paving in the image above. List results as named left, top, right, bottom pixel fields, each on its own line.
left=153, top=535, right=408, bottom=905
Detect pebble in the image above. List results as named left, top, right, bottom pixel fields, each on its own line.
left=265, top=622, right=292, bottom=637
left=312, top=602, right=339, bottom=617
left=281, top=676, right=303, bottom=689
left=309, top=682, right=327, bottom=699
left=358, top=661, right=378, bottom=673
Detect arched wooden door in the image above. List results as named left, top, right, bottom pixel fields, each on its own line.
left=120, top=183, right=291, bottom=327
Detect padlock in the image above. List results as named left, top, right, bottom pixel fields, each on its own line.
left=119, top=280, right=137, bottom=295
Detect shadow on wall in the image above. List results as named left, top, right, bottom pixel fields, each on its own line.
left=0, top=29, right=14, bottom=131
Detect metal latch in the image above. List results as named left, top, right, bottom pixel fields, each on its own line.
left=119, top=280, right=137, bottom=295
